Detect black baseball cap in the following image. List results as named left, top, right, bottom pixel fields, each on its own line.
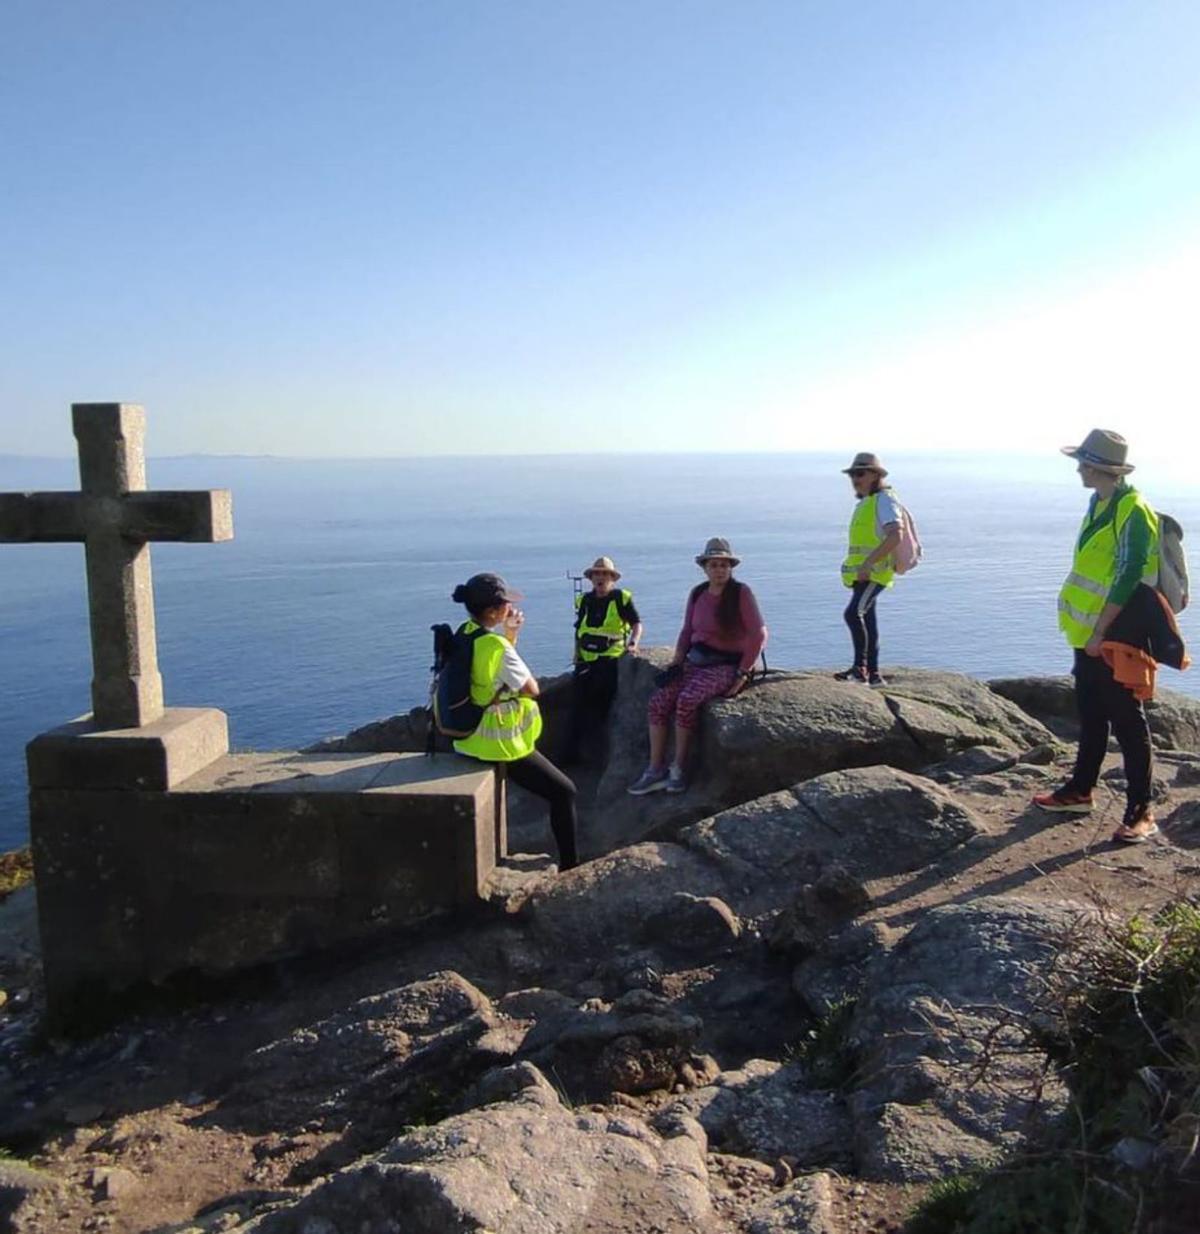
left=454, top=573, right=522, bottom=610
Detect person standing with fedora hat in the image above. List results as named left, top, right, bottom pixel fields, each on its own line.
left=628, top=537, right=767, bottom=795
left=564, top=555, right=643, bottom=765
left=1032, top=429, right=1162, bottom=844
left=837, top=452, right=903, bottom=688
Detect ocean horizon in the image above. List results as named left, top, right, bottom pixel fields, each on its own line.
left=2, top=449, right=1196, bottom=853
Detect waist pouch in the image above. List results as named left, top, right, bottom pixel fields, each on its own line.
left=685, top=642, right=742, bottom=668
left=579, top=632, right=621, bottom=655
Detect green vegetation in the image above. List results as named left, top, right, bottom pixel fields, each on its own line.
left=0, top=847, right=33, bottom=899
left=905, top=900, right=1200, bottom=1233
left=791, top=995, right=860, bottom=1091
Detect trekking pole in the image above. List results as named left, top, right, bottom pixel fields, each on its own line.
left=567, top=571, right=585, bottom=662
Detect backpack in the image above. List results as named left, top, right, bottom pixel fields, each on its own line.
left=429, top=622, right=488, bottom=738
left=1157, top=512, right=1189, bottom=613
left=892, top=498, right=924, bottom=575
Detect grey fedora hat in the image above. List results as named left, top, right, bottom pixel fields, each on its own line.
left=841, top=451, right=888, bottom=477
left=695, top=536, right=741, bottom=568
left=1061, top=429, right=1134, bottom=474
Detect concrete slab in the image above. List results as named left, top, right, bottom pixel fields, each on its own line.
left=29, top=750, right=506, bottom=1024
left=26, top=707, right=229, bottom=791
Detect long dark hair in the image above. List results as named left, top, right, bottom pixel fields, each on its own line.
left=690, top=577, right=745, bottom=636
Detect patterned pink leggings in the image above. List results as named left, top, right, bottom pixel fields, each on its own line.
left=647, top=663, right=738, bottom=731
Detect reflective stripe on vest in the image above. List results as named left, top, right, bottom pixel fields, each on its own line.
left=842, top=493, right=895, bottom=588
left=575, top=589, right=632, bottom=662
left=1057, top=490, right=1160, bottom=649
left=452, top=624, right=543, bottom=762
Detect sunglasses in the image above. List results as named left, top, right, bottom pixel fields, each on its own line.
left=849, top=468, right=871, bottom=478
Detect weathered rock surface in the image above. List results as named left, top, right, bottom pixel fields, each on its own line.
left=747, top=1171, right=838, bottom=1234
left=240, top=1064, right=713, bottom=1233
left=681, top=766, right=987, bottom=916
left=220, top=972, right=519, bottom=1148
left=991, top=674, right=1200, bottom=752
left=848, top=896, right=1077, bottom=1181
left=519, top=987, right=704, bottom=1099
left=661, top=1058, right=852, bottom=1169
left=525, top=840, right=729, bottom=955
left=590, top=660, right=1048, bottom=850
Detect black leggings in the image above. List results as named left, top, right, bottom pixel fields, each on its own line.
left=506, top=750, right=579, bottom=870
left=567, top=657, right=619, bottom=758
left=843, top=581, right=886, bottom=673
left=1066, top=649, right=1153, bottom=808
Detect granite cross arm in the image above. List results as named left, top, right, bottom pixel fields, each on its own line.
left=0, top=403, right=233, bottom=730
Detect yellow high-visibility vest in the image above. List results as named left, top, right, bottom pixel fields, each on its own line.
left=842, top=493, right=896, bottom=588
left=1058, top=490, right=1159, bottom=648
left=575, top=589, right=634, bottom=662
left=452, top=622, right=542, bottom=762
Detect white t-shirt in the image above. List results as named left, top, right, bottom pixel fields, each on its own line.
left=490, top=630, right=532, bottom=693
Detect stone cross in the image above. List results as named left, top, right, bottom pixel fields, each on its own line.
left=0, top=403, right=233, bottom=729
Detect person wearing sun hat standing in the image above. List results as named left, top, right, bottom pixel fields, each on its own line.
left=564, top=555, right=643, bottom=765
left=1033, top=430, right=1161, bottom=844
left=836, top=452, right=903, bottom=688
left=628, top=537, right=767, bottom=796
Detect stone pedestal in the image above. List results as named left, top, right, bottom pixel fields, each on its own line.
left=28, top=747, right=505, bottom=1025
left=27, top=707, right=230, bottom=791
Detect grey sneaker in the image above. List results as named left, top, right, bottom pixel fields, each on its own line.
left=628, top=766, right=669, bottom=796
left=665, top=768, right=688, bottom=794
left=867, top=672, right=887, bottom=688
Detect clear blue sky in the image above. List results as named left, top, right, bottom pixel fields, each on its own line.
left=3, top=1, right=1199, bottom=461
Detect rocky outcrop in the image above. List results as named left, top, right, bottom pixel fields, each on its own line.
left=681, top=766, right=987, bottom=918
left=660, top=1058, right=852, bottom=1169
left=240, top=1064, right=713, bottom=1234
left=219, top=972, right=522, bottom=1155
left=990, top=675, right=1200, bottom=752
left=847, top=896, right=1077, bottom=1181
left=590, top=659, right=1052, bottom=850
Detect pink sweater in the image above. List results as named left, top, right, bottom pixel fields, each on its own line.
left=673, top=584, right=768, bottom=673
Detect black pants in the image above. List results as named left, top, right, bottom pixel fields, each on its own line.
left=566, top=657, right=619, bottom=760
left=1066, top=649, right=1153, bottom=808
left=843, top=581, right=885, bottom=673
left=506, top=749, right=579, bottom=870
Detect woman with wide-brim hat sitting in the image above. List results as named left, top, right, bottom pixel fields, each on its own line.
left=837, top=452, right=902, bottom=688
left=565, top=555, right=643, bottom=765
left=628, top=537, right=767, bottom=796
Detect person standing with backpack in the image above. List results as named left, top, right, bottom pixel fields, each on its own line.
left=836, top=452, right=903, bottom=688
left=446, top=573, right=578, bottom=870
left=1032, top=430, right=1162, bottom=844
left=564, top=555, right=643, bottom=765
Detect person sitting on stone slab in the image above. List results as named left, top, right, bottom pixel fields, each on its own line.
left=451, top=573, right=579, bottom=870
left=564, top=555, right=643, bottom=766
left=628, top=537, right=767, bottom=797
left=1032, top=429, right=1161, bottom=844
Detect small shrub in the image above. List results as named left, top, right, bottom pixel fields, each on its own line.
left=790, top=996, right=859, bottom=1091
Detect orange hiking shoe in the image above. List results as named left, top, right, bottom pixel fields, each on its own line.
left=1112, top=803, right=1159, bottom=845
left=1032, top=787, right=1094, bottom=814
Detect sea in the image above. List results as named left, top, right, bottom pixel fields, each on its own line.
left=1, top=450, right=1197, bottom=854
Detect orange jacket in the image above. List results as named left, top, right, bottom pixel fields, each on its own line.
left=1100, top=642, right=1157, bottom=701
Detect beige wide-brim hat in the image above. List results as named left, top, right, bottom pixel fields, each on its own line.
left=841, top=451, right=888, bottom=477
left=695, top=536, right=741, bottom=568
left=582, top=555, right=622, bottom=581
left=1061, top=428, right=1134, bottom=474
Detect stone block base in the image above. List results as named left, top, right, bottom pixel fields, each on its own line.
left=30, top=750, right=504, bottom=1024
left=26, top=707, right=230, bottom=791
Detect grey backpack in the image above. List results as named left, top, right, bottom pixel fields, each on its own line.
left=1157, top=513, right=1189, bottom=613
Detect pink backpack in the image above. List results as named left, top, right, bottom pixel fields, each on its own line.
left=892, top=498, right=923, bottom=575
